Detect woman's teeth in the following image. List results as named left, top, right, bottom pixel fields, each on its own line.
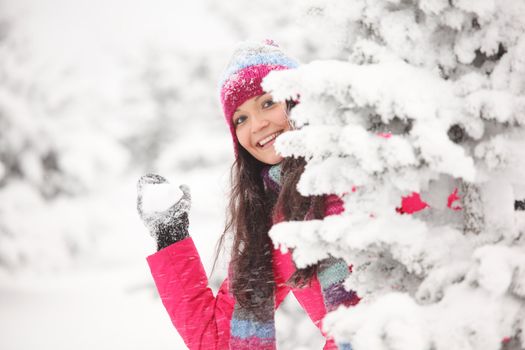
left=258, top=131, right=282, bottom=147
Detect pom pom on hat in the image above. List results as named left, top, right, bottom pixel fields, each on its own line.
left=218, top=39, right=299, bottom=155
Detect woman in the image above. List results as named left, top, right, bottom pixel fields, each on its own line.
left=137, top=40, right=359, bottom=350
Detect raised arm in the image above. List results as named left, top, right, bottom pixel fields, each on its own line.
left=137, top=174, right=234, bottom=349
left=147, top=238, right=234, bottom=350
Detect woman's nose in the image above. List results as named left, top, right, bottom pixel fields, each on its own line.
left=251, top=113, right=270, bottom=133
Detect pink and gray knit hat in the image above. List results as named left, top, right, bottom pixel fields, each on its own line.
left=218, top=39, right=299, bottom=155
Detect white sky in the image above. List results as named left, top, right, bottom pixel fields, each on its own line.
left=4, top=0, right=235, bottom=98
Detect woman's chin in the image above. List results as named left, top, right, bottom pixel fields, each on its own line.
left=258, top=152, right=283, bottom=165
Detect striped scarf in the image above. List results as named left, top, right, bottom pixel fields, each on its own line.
left=229, top=163, right=357, bottom=349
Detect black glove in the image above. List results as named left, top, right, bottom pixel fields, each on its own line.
left=137, top=174, right=191, bottom=251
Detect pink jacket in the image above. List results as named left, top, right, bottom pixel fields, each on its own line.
left=146, top=192, right=451, bottom=349
left=147, top=236, right=345, bottom=350
left=147, top=195, right=347, bottom=350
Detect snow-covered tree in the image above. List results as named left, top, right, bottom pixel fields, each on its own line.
left=263, top=1, right=525, bottom=349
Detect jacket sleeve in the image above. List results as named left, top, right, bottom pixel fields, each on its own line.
left=324, top=194, right=345, bottom=216
left=146, top=237, right=235, bottom=350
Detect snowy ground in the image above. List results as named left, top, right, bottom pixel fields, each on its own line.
left=0, top=262, right=181, bottom=349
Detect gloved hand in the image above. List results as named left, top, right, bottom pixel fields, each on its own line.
left=137, top=174, right=191, bottom=251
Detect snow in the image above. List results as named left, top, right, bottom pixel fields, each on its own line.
left=324, top=292, right=429, bottom=350
left=2, top=0, right=525, bottom=349
left=0, top=262, right=181, bottom=350
left=141, top=181, right=184, bottom=213
left=266, top=0, right=525, bottom=348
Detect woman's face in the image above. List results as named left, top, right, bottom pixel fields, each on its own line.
left=233, top=93, right=291, bottom=165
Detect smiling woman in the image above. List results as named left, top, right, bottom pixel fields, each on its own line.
left=137, top=40, right=358, bottom=350
left=233, top=93, right=291, bottom=164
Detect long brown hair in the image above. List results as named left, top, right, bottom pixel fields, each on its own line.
left=212, top=100, right=326, bottom=318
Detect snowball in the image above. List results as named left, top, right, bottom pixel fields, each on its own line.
left=141, top=182, right=183, bottom=213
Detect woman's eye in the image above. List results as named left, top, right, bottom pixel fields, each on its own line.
left=234, top=115, right=247, bottom=126
left=262, top=99, right=274, bottom=108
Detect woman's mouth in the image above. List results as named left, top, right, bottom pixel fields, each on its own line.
left=257, top=131, right=283, bottom=149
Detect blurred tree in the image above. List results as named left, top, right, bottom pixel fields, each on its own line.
left=120, top=46, right=231, bottom=174
left=0, top=7, right=124, bottom=273
left=0, top=16, right=69, bottom=198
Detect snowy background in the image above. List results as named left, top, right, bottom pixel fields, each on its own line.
left=3, top=0, right=525, bottom=349
left=0, top=0, right=329, bottom=349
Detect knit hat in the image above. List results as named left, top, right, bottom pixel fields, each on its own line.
left=218, top=39, right=299, bottom=155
